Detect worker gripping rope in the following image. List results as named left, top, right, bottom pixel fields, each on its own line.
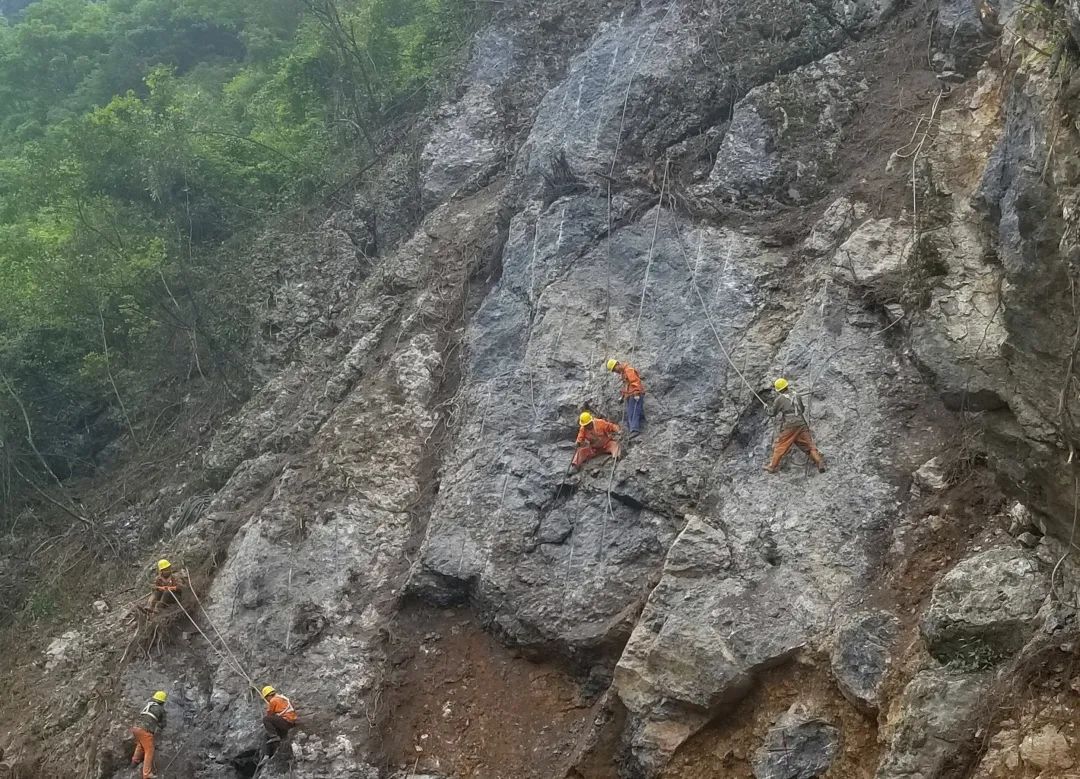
left=606, top=359, right=645, bottom=434
left=261, top=685, right=298, bottom=759
left=130, top=691, right=167, bottom=779
left=571, top=411, right=621, bottom=472
left=146, top=559, right=185, bottom=614
left=764, top=378, right=826, bottom=474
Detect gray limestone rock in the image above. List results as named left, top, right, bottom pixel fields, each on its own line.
left=802, top=197, right=866, bottom=258
left=831, top=610, right=900, bottom=713
left=832, top=218, right=911, bottom=296
left=920, top=546, right=1049, bottom=665
left=701, top=53, right=869, bottom=207
left=752, top=707, right=840, bottom=779
left=420, top=29, right=517, bottom=206
left=22, top=1, right=1080, bottom=778
left=517, top=0, right=894, bottom=190
left=875, top=669, right=990, bottom=779
left=1068, top=1, right=1080, bottom=49
left=913, top=457, right=948, bottom=493
left=931, top=0, right=996, bottom=73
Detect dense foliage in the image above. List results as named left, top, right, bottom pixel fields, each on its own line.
left=0, top=0, right=477, bottom=501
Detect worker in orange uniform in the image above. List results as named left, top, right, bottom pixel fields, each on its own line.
left=571, top=411, right=621, bottom=471
left=764, top=378, right=825, bottom=473
left=146, top=559, right=184, bottom=614
left=131, top=690, right=167, bottom=778
left=261, top=685, right=298, bottom=758
left=606, top=359, right=645, bottom=434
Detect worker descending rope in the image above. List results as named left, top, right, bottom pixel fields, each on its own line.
left=571, top=411, right=621, bottom=472
left=130, top=691, right=167, bottom=779
left=764, top=378, right=826, bottom=474
left=261, top=685, right=298, bottom=759
left=146, top=559, right=185, bottom=614
left=606, top=359, right=645, bottom=434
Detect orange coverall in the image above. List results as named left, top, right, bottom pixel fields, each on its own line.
left=615, top=364, right=644, bottom=398
left=263, top=693, right=298, bottom=757
left=131, top=728, right=155, bottom=778
left=765, top=392, right=824, bottom=472
left=573, top=418, right=621, bottom=468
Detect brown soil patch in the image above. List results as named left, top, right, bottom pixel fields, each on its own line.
left=836, top=1, right=951, bottom=220
left=662, top=657, right=881, bottom=779
left=885, top=466, right=1006, bottom=618
left=380, top=605, right=604, bottom=778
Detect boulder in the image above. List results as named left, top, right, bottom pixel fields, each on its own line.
left=1019, top=724, right=1074, bottom=771
left=920, top=546, right=1049, bottom=665
left=831, top=610, right=900, bottom=713
left=701, top=53, right=868, bottom=207
left=752, top=707, right=840, bottom=779
left=912, top=457, right=948, bottom=493
left=44, top=631, right=85, bottom=671
left=875, top=669, right=990, bottom=778
left=517, top=0, right=895, bottom=188
left=802, top=197, right=866, bottom=258
left=832, top=218, right=911, bottom=295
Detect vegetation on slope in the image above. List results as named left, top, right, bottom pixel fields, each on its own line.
left=0, top=0, right=478, bottom=512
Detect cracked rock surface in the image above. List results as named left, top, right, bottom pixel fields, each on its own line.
left=11, top=0, right=1080, bottom=778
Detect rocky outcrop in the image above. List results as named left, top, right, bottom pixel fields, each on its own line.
left=876, top=669, right=989, bottom=779
left=752, top=707, right=840, bottom=779
left=921, top=546, right=1049, bottom=665
left=701, top=53, right=868, bottom=207
left=831, top=610, right=900, bottom=713
left=16, top=0, right=1080, bottom=778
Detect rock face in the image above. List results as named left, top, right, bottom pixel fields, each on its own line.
left=831, top=610, right=900, bottom=713
left=921, top=546, right=1049, bottom=665
left=701, top=53, right=868, bottom=207
left=752, top=707, right=840, bottom=779
left=876, top=669, right=989, bottom=779
left=1020, top=725, right=1074, bottom=772
left=15, top=0, right=1080, bottom=777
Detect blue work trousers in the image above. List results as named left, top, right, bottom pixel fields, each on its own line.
left=625, top=395, right=644, bottom=433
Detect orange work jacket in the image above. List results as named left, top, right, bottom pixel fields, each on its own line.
left=577, top=418, right=620, bottom=448
left=616, top=364, right=644, bottom=398
left=266, top=694, right=297, bottom=723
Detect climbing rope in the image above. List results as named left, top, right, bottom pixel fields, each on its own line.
left=668, top=208, right=769, bottom=408
left=598, top=456, right=619, bottom=564
left=629, top=158, right=670, bottom=364
left=187, top=575, right=257, bottom=687
left=582, top=3, right=679, bottom=575
left=172, top=594, right=252, bottom=685
left=595, top=160, right=670, bottom=565
left=601, top=0, right=679, bottom=368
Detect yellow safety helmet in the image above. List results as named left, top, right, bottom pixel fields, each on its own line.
left=773, top=378, right=789, bottom=392
left=152, top=691, right=167, bottom=703
left=157, top=559, right=172, bottom=571
left=261, top=685, right=276, bottom=699
left=579, top=411, right=594, bottom=426
left=605, top=359, right=618, bottom=372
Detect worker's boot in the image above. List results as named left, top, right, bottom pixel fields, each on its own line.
left=265, top=735, right=281, bottom=758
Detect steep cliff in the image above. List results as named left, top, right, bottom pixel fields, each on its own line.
left=7, top=0, right=1080, bottom=778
